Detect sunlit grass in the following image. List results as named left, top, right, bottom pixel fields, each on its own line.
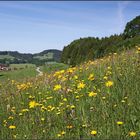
left=0, top=47, right=139, bottom=139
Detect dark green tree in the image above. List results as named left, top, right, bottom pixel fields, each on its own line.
left=123, top=15, right=140, bottom=39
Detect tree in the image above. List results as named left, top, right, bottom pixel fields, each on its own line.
left=123, top=15, right=140, bottom=39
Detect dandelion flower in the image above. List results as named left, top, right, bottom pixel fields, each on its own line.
left=57, top=134, right=61, bottom=137
left=88, top=74, right=95, bottom=81
left=117, top=121, right=123, bottom=125
left=71, top=105, right=75, bottom=109
left=54, top=84, right=61, bottom=91
left=129, top=131, right=136, bottom=137
left=91, top=130, right=97, bottom=136
left=9, top=125, right=16, bottom=129
left=29, top=101, right=38, bottom=108
left=67, top=125, right=73, bottom=129
left=102, top=96, right=106, bottom=100
left=105, top=81, right=113, bottom=87
left=63, top=98, right=67, bottom=102
left=77, top=82, right=85, bottom=89
left=88, top=91, right=97, bottom=97
left=61, top=131, right=66, bottom=135
left=41, top=118, right=45, bottom=121
left=103, top=76, right=108, bottom=80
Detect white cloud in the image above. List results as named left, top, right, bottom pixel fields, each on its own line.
left=117, top=1, right=131, bottom=33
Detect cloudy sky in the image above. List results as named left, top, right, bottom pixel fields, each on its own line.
left=0, top=1, right=140, bottom=53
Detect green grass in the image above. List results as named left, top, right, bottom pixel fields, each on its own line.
left=0, top=48, right=139, bottom=139
left=33, top=53, right=53, bottom=60
left=0, top=64, right=37, bottom=82
left=0, top=55, right=14, bottom=60
left=0, top=68, right=37, bottom=81
left=40, top=62, right=69, bottom=73
left=10, top=63, right=35, bottom=69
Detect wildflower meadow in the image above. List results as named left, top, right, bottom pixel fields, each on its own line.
left=0, top=47, right=139, bottom=139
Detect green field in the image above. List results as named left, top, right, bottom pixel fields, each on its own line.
left=0, top=64, right=37, bottom=81
left=0, top=55, right=15, bottom=60
left=40, top=62, right=68, bottom=73
left=0, top=48, right=139, bottom=139
left=10, top=63, right=35, bottom=69
left=33, top=53, right=53, bottom=60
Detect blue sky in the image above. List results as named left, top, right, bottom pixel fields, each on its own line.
left=0, top=1, right=140, bottom=53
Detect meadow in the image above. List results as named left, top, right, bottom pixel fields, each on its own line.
left=0, top=47, right=139, bottom=139
left=0, top=64, right=37, bottom=82
left=40, top=62, right=69, bottom=73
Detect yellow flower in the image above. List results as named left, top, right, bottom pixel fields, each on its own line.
left=103, top=76, right=108, bottom=80
left=19, top=113, right=23, bottom=116
left=129, top=131, right=136, bottom=137
left=11, top=80, right=15, bottom=85
left=107, top=66, right=111, bottom=70
left=29, top=95, right=35, bottom=99
left=56, top=112, right=61, bottom=115
left=9, top=125, right=16, bottom=129
left=102, top=96, right=106, bottom=100
left=70, top=105, right=75, bottom=109
left=75, top=95, right=80, bottom=99
left=66, top=125, right=73, bottom=129
left=63, top=98, right=67, bottom=102
left=74, top=75, right=78, bottom=80
left=54, top=84, right=61, bottom=91
left=29, top=101, right=38, bottom=108
left=61, top=131, right=66, bottom=135
left=105, top=81, right=113, bottom=87
left=88, top=91, right=97, bottom=97
left=113, top=104, right=117, bottom=107
left=8, top=116, right=14, bottom=120
left=77, top=82, right=85, bottom=89
left=124, top=96, right=128, bottom=99
left=22, top=109, right=29, bottom=112
left=82, top=124, right=88, bottom=128
left=46, top=96, right=53, bottom=100
left=91, top=130, right=97, bottom=136
left=41, top=118, right=45, bottom=121
left=88, top=74, right=95, bottom=81
left=57, top=134, right=61, bottom=137
left=137, top=47, right=140, bottom=53
left=121, top=100, right=125, bottom=103
left=117, top=121, right=123, bottom=125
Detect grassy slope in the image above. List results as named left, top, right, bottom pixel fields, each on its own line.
left=0, top=48, right=139, bottom=139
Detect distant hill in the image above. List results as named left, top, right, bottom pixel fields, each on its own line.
left=61, top=15, right=140, bottom=66
left=34, top=49, right=62, bottom=61
left=0, top=49, right=62, bottom=65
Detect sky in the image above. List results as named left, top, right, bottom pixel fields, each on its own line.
left=0, top=1, right=140, bottom=53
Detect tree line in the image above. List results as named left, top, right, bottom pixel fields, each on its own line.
left=61, top=15, right=140, bottom=66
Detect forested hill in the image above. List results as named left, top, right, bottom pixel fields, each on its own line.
left=61, top=15, right=140, bottom=66
left=0, top=49, right=62, bottom=65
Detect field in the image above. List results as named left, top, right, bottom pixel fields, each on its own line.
left=40, top=62, right=69, bottom=73
left=0, top=55, right=14, bottom=60
left=0, top=64, right=37, bottom=81
left=33, top=52, right=53, bottom=60
left=0, top=47, right=139, bottom=139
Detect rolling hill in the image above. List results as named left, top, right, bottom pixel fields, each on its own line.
left=0, top=49, right=62, bottom=65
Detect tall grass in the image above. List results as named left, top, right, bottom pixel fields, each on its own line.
left=0, top=48, right=139, bottom=139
